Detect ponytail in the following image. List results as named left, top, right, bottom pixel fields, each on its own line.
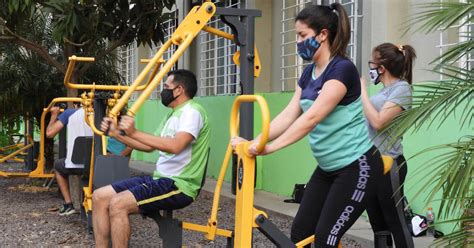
left=400, top=45, right=416, bottom=84
left=295, top=3, right=351, bottom=57
left=373, top=43, right=417, bottom=84
left=329, top=3, right=351, bottom=57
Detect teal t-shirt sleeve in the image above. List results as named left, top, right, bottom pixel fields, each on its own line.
left=387, top=84, right=412, bottom=110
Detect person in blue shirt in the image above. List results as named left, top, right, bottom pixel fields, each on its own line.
left=232, top=3, right=385, bottom=247
left=46, top=105, right=92, bottom=216
left=106, top=109, right=132, bottom=157
left=106, top=137, right=132, bottom=157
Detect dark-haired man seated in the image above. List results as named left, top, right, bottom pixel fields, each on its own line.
left=92, top=70, right=210, bottom=247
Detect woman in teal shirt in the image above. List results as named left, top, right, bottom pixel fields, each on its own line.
left=232, top=3, right=385, bottom=247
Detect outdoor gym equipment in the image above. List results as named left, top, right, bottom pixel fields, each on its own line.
left=63, top=0, right=261, bottom=232
left=0, top=133, right=31, bottom=163
left=62, top=0, right=262, bottom=243
left=0, top=97, right=82, bottom=178
left=62, top=57, right=164, bottom=232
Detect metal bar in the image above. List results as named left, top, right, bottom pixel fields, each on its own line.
left=0, top=143, right=33, bottom=163
left=182, top=222, right=233, bottom=238
left=64, top=55, right=155, bottom=91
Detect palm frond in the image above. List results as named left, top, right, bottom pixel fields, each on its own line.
left=404, top=1, right=474, bottom=34
left=432, top=228, right=469, bottom=247
left=381, top=65, right=472, bottom=143
left=405, top=137, right=473, bottom=219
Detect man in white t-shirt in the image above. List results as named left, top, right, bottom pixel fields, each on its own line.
left=92, top=69, right=210, bottom=247
left=47, top=105, right=93, bottom=215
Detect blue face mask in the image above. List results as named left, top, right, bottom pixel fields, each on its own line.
left=297, top=36, right=320, bottom=61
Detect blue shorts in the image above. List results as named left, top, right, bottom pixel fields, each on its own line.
left=111, top=176, right=193, bottom=215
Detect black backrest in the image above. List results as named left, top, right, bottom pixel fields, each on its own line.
left=71, top=136, right=93, bottom=175
left=93, top=154, right=130, bottom=189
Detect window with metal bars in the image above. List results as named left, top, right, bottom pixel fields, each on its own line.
left=149, top=9, right=179, bottom=99
left=280, top=0, right=362, bottom=91
left=117, top=41, right=138, bottom=94
left=437, top=0, right=473, bottom=80
left=199, top=0, right=245, bottom=96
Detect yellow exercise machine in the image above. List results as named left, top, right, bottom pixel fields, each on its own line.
left=0, top=134, right=32, bottom=163
left=0, top=97, right=82, bottom=178
left=62, top=55, right=164, bottom=232
left=67, top=1, right=264, bottom=246
left=63, top=0, right=261, bottom=232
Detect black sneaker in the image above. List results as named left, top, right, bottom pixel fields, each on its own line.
left=59, top=204, right=77, bottom=216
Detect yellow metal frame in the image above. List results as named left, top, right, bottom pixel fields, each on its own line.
left=0, top=97, right=82, bottom=178
left=231, top=95, right=270, bottom=247
left=0, top=137, right=32, bottom=164
left=64, top=56, right=164, bottom=136
left=108, top=2, right=261, bottom=121
left=82, top=138, right=95, bottom=214
left=0, top=134, right=32, bottom=163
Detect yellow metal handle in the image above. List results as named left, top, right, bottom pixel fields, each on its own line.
left=69, top=56, right=95, bottom=62
left=140, top=58, right=165, bottom=64
left=230, top=95, right=270, bottom=154
left=203, top=26, right=261, bottom=78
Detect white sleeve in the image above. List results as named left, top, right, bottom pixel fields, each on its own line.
left=177, top=109, right=203, bottom=139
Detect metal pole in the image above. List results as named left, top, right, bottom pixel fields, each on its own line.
left=25, top=117, right=35, bottom=170
left=216, top=7, right=261, bottom=194
left=93, top=97, right=106, bottom=160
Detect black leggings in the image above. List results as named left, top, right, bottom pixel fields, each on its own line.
left=291, top=146, right=383, bottom=248
left=366, top=155, right=414, bottom=248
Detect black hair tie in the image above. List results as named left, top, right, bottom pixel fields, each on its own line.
left=329, top=3, right=339, bottom=16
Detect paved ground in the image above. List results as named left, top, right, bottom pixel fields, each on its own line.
left=0, top=163, right=364, bottom=247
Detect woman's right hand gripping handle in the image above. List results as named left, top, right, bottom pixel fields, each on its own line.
left=229, top=95, right=270, bottom=156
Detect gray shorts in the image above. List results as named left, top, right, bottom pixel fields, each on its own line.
left=54, top=158, right=83, bottom=177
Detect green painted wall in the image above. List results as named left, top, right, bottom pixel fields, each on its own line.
left=132, top=92, right=471, bottom=233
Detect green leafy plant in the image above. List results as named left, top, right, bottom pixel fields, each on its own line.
left=390, top=1, right=473, bottom=246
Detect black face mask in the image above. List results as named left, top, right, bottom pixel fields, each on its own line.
left=160, top=86, right=180, bottom=107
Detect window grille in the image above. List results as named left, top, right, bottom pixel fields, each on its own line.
left=280, top=0, right=362, bottom=91
left=149, top=9, right=179, bottom=99
left=437, top=0, right=473, bottom=79
left=117, top=41, right=138, bottom=99
left=199, top=0, right=245, bottom=96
